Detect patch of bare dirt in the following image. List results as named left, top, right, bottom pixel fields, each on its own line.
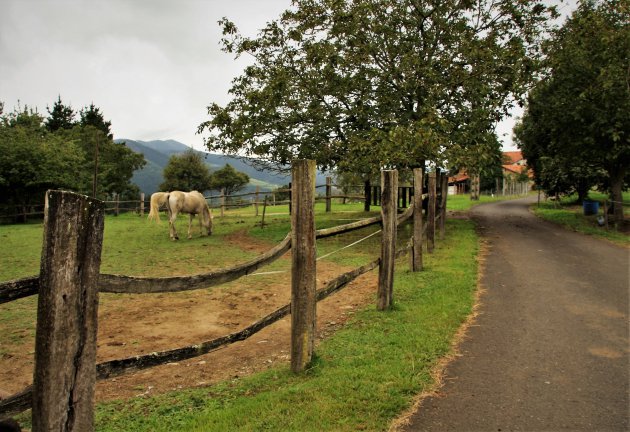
left=1, top=229, right=378, bottom=403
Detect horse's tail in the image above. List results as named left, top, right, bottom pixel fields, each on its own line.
left=148, top=193, right=164, bottom=224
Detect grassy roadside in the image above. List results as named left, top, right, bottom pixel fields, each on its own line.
left=531, top=192, right=629, bottom=247
left=90, top=218, right=478, bottom=431
left=446, top=193, right=528, bottom=211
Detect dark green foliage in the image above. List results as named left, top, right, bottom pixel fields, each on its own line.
left=209, top=163, right=250, bottom=196
left=516, top=0, right=629, bottom=219
left=199, top=0, right=556, bottom=177
left=159, top=149, right=213, bottom=192
left=80, top=103, right=113, bottom=139
left=0, top=100, right=146, bottom=222
left=45, top=96, right=76, bottom=132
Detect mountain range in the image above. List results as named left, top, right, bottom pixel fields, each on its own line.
left=118, top=139, right=328, bottom=195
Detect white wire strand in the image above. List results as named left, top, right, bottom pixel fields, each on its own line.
left=316, top=229, right=382, bottom=261
left=246, top=228, right=382, bottom=276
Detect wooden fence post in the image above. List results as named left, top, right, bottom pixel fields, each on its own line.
left=254, top=186, right=260, bottom=216
left=364, top=180, right=371, bottom=212
left=325, top=176, right=332, bottom=213
left=114, top=193, right=120, bottom=216
left=288, top=182, right=292, bottom=214
left=427, top=171, right=436, bottom=253
left=290, top=160, right=317, bottom=372
left=140, top=192, right=145, bottom=217
left=412, top=168, right=423, bottom=272
left=439, top=173, right=448, bottom=240
left=377, top=170, right=398, bottom=310
left=32, top=190, right=104, bottom=432
left=220, top=188, right=225, bottom=217
left=261, top=195, right=268, bottom=228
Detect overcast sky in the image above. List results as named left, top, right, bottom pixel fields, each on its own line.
left=1, top=0, right=576, bottom=153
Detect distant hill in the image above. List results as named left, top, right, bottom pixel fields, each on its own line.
left=117, top=139, right=328, bottom=195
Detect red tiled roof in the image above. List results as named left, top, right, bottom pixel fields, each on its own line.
left=449, top=170, right=469, bottom=183
left=504, top=151, right=524, bottom=164
left=502, top=164, right=524, bottom=175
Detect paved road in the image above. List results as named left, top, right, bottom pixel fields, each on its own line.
left=403, top=197, right=629, bottom=432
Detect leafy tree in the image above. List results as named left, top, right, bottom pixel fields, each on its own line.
left=0, top=102, right=146, bottom=221
left=0, top=107, right=85, bottom=221
left=80, top=103, right=113, bottom=139
left=45, top=96, right=76, bottom=132
left=515, top=0, right=629, bottom=223
left=210, top=164, right=250, bottom=196
left=59, top=125, right=145, bottom=199
left=199, top=0, right=556, bottom=177
left=160, top=149, right=213, bottom=192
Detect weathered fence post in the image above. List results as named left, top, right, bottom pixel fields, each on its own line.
left=32, top=190, right=104, bottom=432
left=439, top=172, right=448, bottom=240
left=291, top=160, right=317, bottom=372
left=220, top=188, right=225, bottom=217
left=261, top=195, right=268, bottom=228
left=364, top=180, right=371, bottom=212
left=288, top=182, right=292, bottom=214
left=140, top=192, right=145, bottom=217
left=427, top=171, right=436, bottom=253
left=378, top=170, right=398, bottom=310
left=114, top=193, right=120, bottom=216
left=254, top=186, right=260, bottom=216
left=325, top=176, right=332, bottom=213
left=412, top=168, right=423, bottom=272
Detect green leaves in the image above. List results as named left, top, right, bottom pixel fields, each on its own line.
left=515, top=0, right=629, bottom=207
left=160, top=150, right=213, bottom=193
left=0, top=101, right=147, bottom=216
left=209, top=163, right=250, bottom=196
left=200, top=0, right=556, bottom=176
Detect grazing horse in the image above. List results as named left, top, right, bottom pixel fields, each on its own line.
left=148, top=191, right=170, bottom=223
left=166, top=191, right=213, bottom=240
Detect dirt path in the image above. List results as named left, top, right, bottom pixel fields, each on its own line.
left=402, top=196, right=629, bottom=431
left=0, top=229, right=378, bottom=402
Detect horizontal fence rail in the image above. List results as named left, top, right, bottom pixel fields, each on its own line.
left=0, top=204, right=419, bottom=303
left=0, top=166, right=447, bottom=421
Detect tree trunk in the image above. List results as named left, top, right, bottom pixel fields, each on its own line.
left=610, top=167, right=625, bottom=227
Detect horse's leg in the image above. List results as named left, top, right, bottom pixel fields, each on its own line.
left=169, top=210, right=179, bottom=240
left=188, top=214, right=194, bottom=239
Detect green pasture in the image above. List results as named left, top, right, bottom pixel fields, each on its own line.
left=2, top=198, right=479, bottom=431
left=532, top=192, right=630, bottom=247
left=91, top=217, right=477, bottom=432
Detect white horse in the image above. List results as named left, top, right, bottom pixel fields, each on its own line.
left=165, top=191, right=213, bottom=240
left=147, top=191, right=169, bottom=223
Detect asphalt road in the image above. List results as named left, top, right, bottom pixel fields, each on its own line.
left=403, top=196, right=629, bottom=432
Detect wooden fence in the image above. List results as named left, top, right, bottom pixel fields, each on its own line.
left=0, top=162, right=449, bottom=430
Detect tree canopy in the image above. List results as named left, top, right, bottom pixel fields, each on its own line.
left=210, top=163, right=250, bottom=196
left=199, top=0, right=557, bottom=178
left=160, top=149, right=213, bottom=192
left=0, top=100, right=145, bottom=221
left=515, top=0, right=629, bottom=222
left=45, top=96, right=76, bottom=132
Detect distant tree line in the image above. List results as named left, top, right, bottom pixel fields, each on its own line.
left=0, top=97, right=146, bottom=222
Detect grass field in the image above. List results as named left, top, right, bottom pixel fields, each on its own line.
left=532, top=192, right=630, bottom=247
left=2, top=199, right=479, bottom=431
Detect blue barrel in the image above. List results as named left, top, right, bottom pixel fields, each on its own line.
left=583, top=200, right=599, bottom=215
